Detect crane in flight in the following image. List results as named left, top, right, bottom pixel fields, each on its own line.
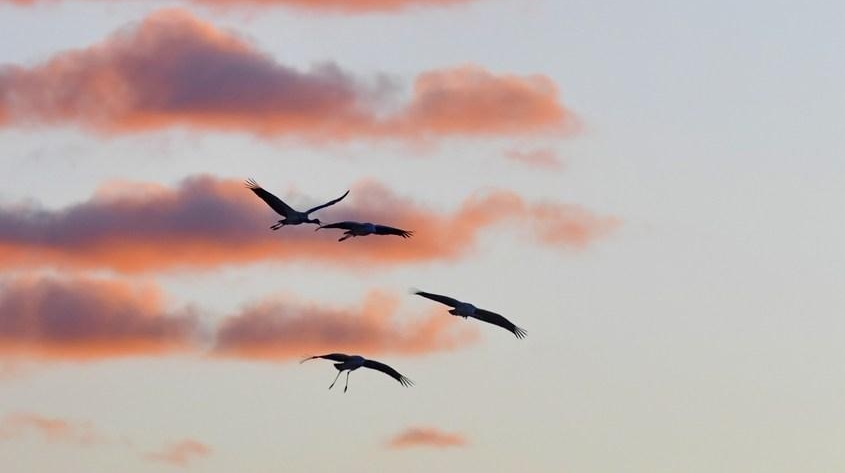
left=411, top=289, right=527, bottom=338
left=245, top=178, right=349, bottom=230
left=315, top=221, right=413, bottom=241
left=300, top=353, right=414, bottom=392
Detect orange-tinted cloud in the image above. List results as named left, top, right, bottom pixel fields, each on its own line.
left=2, top=0, right=478, bottom=13
left=144, top=439, right=211, bottom=467
left=214, top=291, right=478, bottom=360
left=0, top=413, right=103, bottom=445
left=0, top=277, right=199, bottom=360
left=0, top=9, right=572, bottom=139
left=0, top=176, right=617, bottom=273
left=505, top=148, right=564, bottom=170
left=387, top=427, right=467, bottom=449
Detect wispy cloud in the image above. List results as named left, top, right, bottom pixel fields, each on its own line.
left=505, top=148, right=564, bottom=170
left=0, top=413, right=104, bottom=445
left=0, top=9, right=573, bottom=140
left=144, top=439, right=212, bottom=467
left=0, top=175, right=617, bottom=273
left=0, top=277, right=199, bottom=359
left=214, top=290, right=478, bottom=360
left=0, top=413, right=209, bottom=465
left=1, top=0, right=480, bottom=13
left=387, top=427, right=467, bottom=449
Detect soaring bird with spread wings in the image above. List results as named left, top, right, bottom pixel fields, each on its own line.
left=316, top=221, right=413, bottom=242
left=411, top=289, right=527, bottom=338
left=300, top=353, right=414, bottom=392
left=245, top=178, right=349, bottom=230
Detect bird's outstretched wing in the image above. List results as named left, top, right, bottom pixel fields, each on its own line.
left=374, top=225, right=413, bottom=238
left=245, top=179, right=295, bottom=217
left=411, top=290, right=461, bottom=308
left=472, top=309, right=527, bottom=339
left=305, top=190, right=350, bottom=215
left=300, top=353, right=352, bottom=364
left=316, top=221, right=361, bottom=231
left=362, top=359, right=414, bottom=387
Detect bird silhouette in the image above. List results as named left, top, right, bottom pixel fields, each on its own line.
left=316, top=221, right=413, bottom=241
left=245, top=178, right=349, bottom=230
left=411, top=289, right=527, bottom=338
left=300, top=353, right=414, bottom=392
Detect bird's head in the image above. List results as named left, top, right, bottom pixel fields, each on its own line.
left=308, top=218, right=322, bottom=226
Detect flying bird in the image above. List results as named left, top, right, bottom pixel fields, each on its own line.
left=411, top=289, right=527, bottom=338
left=245, top=178, right=349, bottom=229
left=316, top=221, right=414, bottom=241
left=300, top=353, right=414, bottom=392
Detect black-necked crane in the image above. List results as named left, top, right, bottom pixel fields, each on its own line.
left=316, top=221, right=413, bottom=241
left=245, top=178, right=349, bottom=230
left=300, top=353, right=414, bottom=392
left=411, top=289, right=527, bottom=338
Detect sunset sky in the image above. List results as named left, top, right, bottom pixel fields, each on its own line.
left=1, top=1, right=843, bottom=472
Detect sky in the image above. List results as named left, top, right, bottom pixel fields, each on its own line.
left=0, top=0, right=843, bottom=471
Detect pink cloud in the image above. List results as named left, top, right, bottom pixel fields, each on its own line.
left=0, top=413, right=103, bottom=445
left=214, top=290, right=478, bottom=360
left=387, top=426, right=467, bottom=449
left=145, top=439, right=212, bottom=467
left=0, top=276, right=199, bottom=360
left=0, top=176, right=617, bottom=273
left=1, top=0, right=480, bottom=13
left=0, top=10, right=573, bottom=140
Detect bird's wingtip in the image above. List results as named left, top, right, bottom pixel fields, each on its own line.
left=299, top=355, right=314, bottom=364
left=408, top=287, right=422, bottom=295
left=514, top=327, right=528, bottom=339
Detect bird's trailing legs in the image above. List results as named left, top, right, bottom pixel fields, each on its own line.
left=344, top=372, right=351, bottom=393
left=270, top=221, right=286, bottom=230
left=328, top=370, right=343, bottom=390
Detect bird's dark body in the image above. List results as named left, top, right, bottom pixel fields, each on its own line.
left=301, top=353, right=413, bottom=392
left=413, top=289, right=527, bottom=339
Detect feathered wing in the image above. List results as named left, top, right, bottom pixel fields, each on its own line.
left=472, top=309, right=527, bottom=339
left=317, top=221, right=361, bottom=231
left=245, top=179, right=295, bottom=217
left=412, top=290, right=461, bottom=308
left=305, top=190, right=350, bottom=214
left=300, top=353, right=352, bottom=364
left=362, top=359, right=414, bottom=387
left=374, top=225, right=414, bottom=238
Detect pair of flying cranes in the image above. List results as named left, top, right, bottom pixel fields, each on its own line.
left=246, top=179, right=527, bottom=393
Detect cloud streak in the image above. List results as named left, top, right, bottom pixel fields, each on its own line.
left=144, top=439, right=212, bottom=467
left=505, top=148, right=564, bottom=170
left=0, top=175, right=617, bottom=273
left=1, top=0, right=480, bottom=13
left=0, top=413, right=103, bottom=445
left=0, top=9, right=572, bottom=139
left=387, top=427, right=467, bottom=449
left=214, top=291, right=477, bottom=360
left=0, top=277, right=199, bottom=359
